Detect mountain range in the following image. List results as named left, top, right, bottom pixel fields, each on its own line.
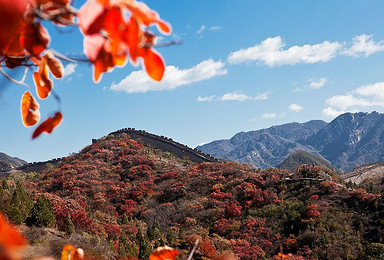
left=198, top=111, right=384, bottom=172
left=0, top=152, right=27, bottom=171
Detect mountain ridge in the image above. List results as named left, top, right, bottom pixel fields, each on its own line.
left=198, top=111, right=384, bottom=172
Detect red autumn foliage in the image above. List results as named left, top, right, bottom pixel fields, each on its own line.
left=32, top=112, right=63, bottom=139
left=0, top=0, right=171, bottom=137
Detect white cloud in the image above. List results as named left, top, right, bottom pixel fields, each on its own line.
left=288, top=104, right=303, bottom=112
left=262, top=113, right=277, bottom=119
left=196, top=95, right=215, bottom=102
left=227, top=34, right=384, bottom=68
left=219, top=92, right=252, bottom=101
left=63, top=63, right=77, bottom=77
left=196, top=25, right=222, bottom=34
left=254, top=92, right=270, bottom=100
left=322, top=107, right=347, bottom=117
left=110, top=59, right=227, bottom=94
left=309, top=77, right=328, bottom=89
left=196, top=25, right=206, bottom=34
left=323, top=81, right=384, bottom=117
left=342, top=34, right=384, bottom=57
left=217, top=91, right=269, bottom=101
left=354, top=82, right=384, bottom=102
left=227, top=36, right=342, bottom=67
left=325, top=95, right=375, bottom=110
left=209, top=26, right=222, bottom=31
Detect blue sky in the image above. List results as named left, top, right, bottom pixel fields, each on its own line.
left=2, top=0, right=384, bottom=162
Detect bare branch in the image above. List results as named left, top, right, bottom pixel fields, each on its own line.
left=51, top=50, right=90, bottom=63
left=155, top=40, right=184, bottom=48
left=186, top=239, right=199, bottom=260
left=0, top=68, right=29, bottom=88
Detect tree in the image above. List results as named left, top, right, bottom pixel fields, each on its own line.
left=64, top=214, right=75, bottom=235
left=10, top=182, right=33, bottom=223
left=0, top=0, right=172, bottom=138
left=27, top=194, right=56, bottom=227
left=137, top=229, right=153, bottom=260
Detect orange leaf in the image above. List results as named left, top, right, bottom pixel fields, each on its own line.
left=156, top=20, right=171, bottom=35
left=0, top=212, right=27, bottom=260
left=61, top=245, right=84, bottom=260
left=32, top=112, right=63, bottom=139
left=123, top=1, right=171, bottom=35
left=33, top=57, right=53, bottom=99
left=149, top=246, right=179, bottom=260
left=20, top=23, right=50, bottom=56
left=45, top=51, right=64, bottom=78
left=61, top=245, right=75, bottom=260
left=278, top=252, right=290, bottom=259
left=21, top=91, right=40, bottom=127
left=78, top=0, right=108, bottom=35
left=142, top=48, right=165, bottom=81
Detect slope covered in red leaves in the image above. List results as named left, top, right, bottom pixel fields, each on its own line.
left=1, top=133, right=384, bottom=259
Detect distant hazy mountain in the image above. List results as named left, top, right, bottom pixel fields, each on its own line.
left=198, top=111, right=384, bottom=172
left=277, top=150, right=342, bottom=174
left=303, top=112, right=384, bottom=171
left=0, top=152, right=27, bottom=171
left=197, top=120, right=327, bottom=169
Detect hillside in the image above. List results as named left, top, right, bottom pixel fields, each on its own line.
left=197, top=120, right=327, bottom=169
left=278, top=150, right=342, bottom=174
left=1, top=132, right=384, bottom=259
left=342, top=162, right=384, bottom=184
left=0, top=152, right=27, bottom=171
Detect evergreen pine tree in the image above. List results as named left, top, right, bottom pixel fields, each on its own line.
left=122, top=214, right=129, bottom=225
left=118, top=232, right=129, bottom=257
left=2, top=179, right=9, bottom=190
left=10, top=182, right=33, bottom=222
left=127, top=240, right=139, bottom=257
left=8, top=207, right=22, bottom=225
left=64, top=214, right=75, bottom=235
left=152, top=220, right=162, bottom=240
left=28, top=194, right=56, bottom=227
left=137, top=229, right=153, bottom=260
left=166, top=228, right=175, bottom=245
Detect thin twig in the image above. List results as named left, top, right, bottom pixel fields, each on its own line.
left=20, top=67, right=29, bottom=83
left=0, top=68, right=29, bottom=88
left=51, top=50, right=90, bottom=63
left=155, top=40, right=184, bottom=48
left=186, top=239, right=199, bottom=260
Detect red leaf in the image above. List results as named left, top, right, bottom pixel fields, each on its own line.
left=149, top=246, right=179, bottom=260
left=21, top=91, right=40, bottom=127
left=78, top=0, right=108, bottom=35
left=32, top=112, right=63, bottom=139
left=0, top=212, right=27, bottom=260
left=0, top=0, right=26, bottom=52
left=20, top=23, right=50, bottom=56
left=142, top=48, right=165, bottom=81
left=123, top=17, right=140, bottom=64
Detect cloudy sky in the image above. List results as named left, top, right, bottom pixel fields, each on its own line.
left=2, top=0, right=384, bottom=162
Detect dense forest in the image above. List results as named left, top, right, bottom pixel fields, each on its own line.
left=1, top=133, right=384, bottom=259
